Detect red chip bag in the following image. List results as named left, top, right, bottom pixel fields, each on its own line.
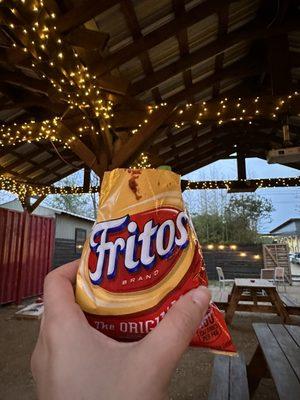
left=76, top=168, right=235, bottom=352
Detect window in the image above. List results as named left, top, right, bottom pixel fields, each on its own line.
left=75, top=228, right=87, bottom=254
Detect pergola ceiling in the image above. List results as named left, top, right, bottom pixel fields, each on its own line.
left=0, top=0, right=300, bottom=188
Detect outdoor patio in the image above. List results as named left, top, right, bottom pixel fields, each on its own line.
left=0, top=0, right=300, bottom=399
left=1, top=281, right=299, bottom=400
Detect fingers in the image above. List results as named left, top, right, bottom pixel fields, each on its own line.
left=43, top=259, right=82, bottom=321
left=142, top=286, right=211, bottom=371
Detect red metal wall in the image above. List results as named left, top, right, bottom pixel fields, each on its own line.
left=0, top=209, right=55, bottom=305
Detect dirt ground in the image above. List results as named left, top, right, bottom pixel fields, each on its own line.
left=1, top=297, right=299, bottom=400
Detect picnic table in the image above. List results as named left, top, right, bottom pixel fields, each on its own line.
left=225, top=278, right=291, bottom=325
left=247, top=323, right=300, bottom=400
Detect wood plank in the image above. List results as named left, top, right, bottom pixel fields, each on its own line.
left=110, top=106, right=175, bottom=168
left=230, top=354, right=249, bottom=400
left=225, top=285, right=242, bottom=325
left=235, top=279, right=274, bottom=288
left=212, top=4, right=229, bottom=98
left=58, top=124, right=106, bottom=178
left=172, top=0, right=193, bottom=102
left=95, top=0, right=234, bottom=75
left=268, top=324, right=300, bottom=379
left=286, top=325, right=300, bottom=347
left=65, top=27, right=109, bottom=50
left=247, top=345, right=268, bottom=396
left=129, top=18, right=295, bottom=94
left=280, top=294, right=298, bottom=307
left=208, top=355, right=230, bottom=400
left=266, top=288, right=291, bottom=324
left=27, top=195, right=47, bottom=213
left=268, top=34, right=292, bottom=95
left=55, top=0, right=120, bottom=33
left=253, top=323, right=300, bottom=400
left=166, top=62, right=263, bottom=104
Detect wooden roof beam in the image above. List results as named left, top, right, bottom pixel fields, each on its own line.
left=212, top=4, right=229, bottom=98
left=94, top=0, right=235, bottom=75
left=172, top=0, right=194, bottom=103
left=65, top=27, right=109, bottom=51
left=120, top=0, right=153, bottom=76
left=110, top=105, right=175, bottom=168
left=175, top=149, right=233, bottom=175
left=111, top=93, right=300, bottom=130
left=268, top=34, right=292, bottom=95
left=129, top=17, right=298, bottom=95
left=55, top=0, right=120, bottom=33
left=58, top=123, right=107, bottom=178
left=165, top=60, right=264, bottom=104
left=0, top=69, right=50, bottom=95
left=0, top=82, right=65, bottom=114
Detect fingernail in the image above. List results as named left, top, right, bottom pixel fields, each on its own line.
left=191, top=286, right=211, bottom=306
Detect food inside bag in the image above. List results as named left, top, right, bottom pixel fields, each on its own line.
left=76, top=168, right=235, bottom=352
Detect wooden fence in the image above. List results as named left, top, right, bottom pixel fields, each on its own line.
left=202, top=244, right=263, bottom=280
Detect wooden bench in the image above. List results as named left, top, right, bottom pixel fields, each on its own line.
left=279, top=293, right=300, bottom=316
left=208, top=354, right=249, bottom=400
left=247, top=323, right=300, bottom=399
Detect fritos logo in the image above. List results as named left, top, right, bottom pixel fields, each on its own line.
left=88, top=208, right=189, bottom=290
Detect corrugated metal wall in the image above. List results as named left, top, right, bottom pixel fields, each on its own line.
left=0, top=209, right=55, bottom=305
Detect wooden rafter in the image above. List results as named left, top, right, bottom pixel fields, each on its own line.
left=26, top=195, right=47, bottom=213
left=110, top=106, right=175, bottom=168
left=268, top=34, right=292, bottom=95
left=166, top=61, right=263, bottom=104
left=55, top=0, right=120, bottom=33
left=129, top=18, right=297, bottom=95
left=94, top=0, right=235, bottom=76
left=57, top=123, right=106, bottom=178
left=65, top=27, right=109, bottom=51
left=212, top=4, right=229, bottom=98
left=172, top=0, right=194, bottom=103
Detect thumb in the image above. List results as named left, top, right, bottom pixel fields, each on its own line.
left=141, top=286, right=211, bottom=371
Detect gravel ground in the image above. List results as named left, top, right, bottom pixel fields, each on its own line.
left=1, top=298, right=299, bottom=400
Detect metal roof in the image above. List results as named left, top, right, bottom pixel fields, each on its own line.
left=0, top=0, right=299, bottom=186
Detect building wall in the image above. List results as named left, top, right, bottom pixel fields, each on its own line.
left=52, top=216, right=93, bottom=268
left=273, top=221, right=297, bottom=235
left=55, top=214, right=93, bottom=239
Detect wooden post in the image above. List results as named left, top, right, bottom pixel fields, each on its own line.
left=16, top=211, right=30, bottom=304
left=237, top=151, right=247, bottom=180
left=83, top=167, right=91, bottom=192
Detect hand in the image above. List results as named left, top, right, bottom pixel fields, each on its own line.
left=31, top=260, right=211, bottom=400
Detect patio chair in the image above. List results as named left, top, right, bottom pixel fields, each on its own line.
left=216, top=266, right=234, bottom=290
left=260, top=268, right=275, bottom=281
left=274, top=267, right=287, bottom=292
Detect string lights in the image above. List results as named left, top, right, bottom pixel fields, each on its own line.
left=0, top=174, right=100, bottom=202
left=205, top=243, right=261, bottom=259
left=0, top=116, right=94, bottom=148
left=0, top=0, right=299, bottom=202
left=184, top=177, right=300, bottom=191
left=129, top=92, right=300, bottom=135
left=130, top=152, right=152, bottom=169
left=3, top=0, right=114, bottom=126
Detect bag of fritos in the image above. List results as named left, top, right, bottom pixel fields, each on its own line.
left=76, top=168, right=235, bottom=352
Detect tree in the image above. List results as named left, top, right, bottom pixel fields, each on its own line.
left=89, top=171, right=100, bottom=219
left=225, top=194, right=274, bottom=241
left=45, top=173, right=94, bottom=218
left=192, top=212, right=225, bottom=244
left=192, top=194, right=274, bottom=244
